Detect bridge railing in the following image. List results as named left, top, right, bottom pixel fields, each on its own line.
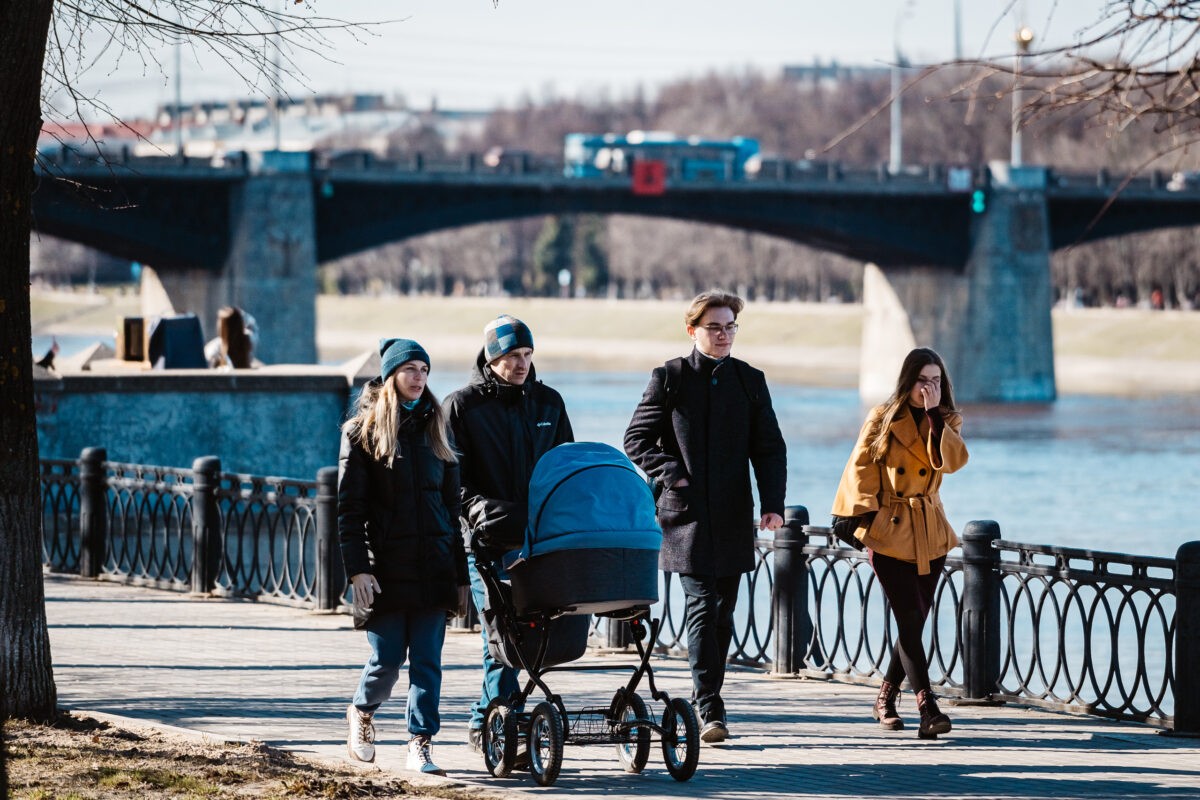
left=38, top=147, right=1200, bottom=197
left=40, top=450, right=1198, bottom=733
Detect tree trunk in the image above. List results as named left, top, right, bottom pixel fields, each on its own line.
left=0, top=0, right=58, bottom=722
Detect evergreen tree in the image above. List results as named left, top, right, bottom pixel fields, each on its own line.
left=530, top=215, right=576, bottom=296
left=574, top=215, right=609, bottom=296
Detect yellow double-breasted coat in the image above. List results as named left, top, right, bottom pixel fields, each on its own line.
left=831, top=405, right=969, bottom=574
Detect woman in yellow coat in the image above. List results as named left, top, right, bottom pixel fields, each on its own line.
left=831, top=347, right=968, bottom=739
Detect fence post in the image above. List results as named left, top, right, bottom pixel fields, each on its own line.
left=771, top=505, right=810, bottom=675
left=190, top=456, right=222, bottom=596
left=78, top=447, right=108, bottom=578
left=960, top=519, right=1002, bottom=702
left=315, top=467, right=341, bottom=612
left=1174, top=541, right=1200, bottom=735
left=604, top=616, right=631, bottom=650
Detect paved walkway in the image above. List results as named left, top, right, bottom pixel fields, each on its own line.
left=40, top=575, right=1200, bottom=799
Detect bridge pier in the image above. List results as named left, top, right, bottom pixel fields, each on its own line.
left=140, top=155, right=318, bottom=364
left=860, top=165, right=1056, bottom=404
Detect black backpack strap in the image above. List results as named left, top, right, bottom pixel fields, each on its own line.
left=731, top=358, right=762, bottom=404
left=661, top=357, right=684, bottom=410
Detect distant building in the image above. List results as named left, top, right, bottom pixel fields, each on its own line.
left=782, top=60, right=890, bottom=87
left=39, top=92, right=492, bottom=163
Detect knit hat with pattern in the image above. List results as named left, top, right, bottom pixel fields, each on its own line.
left=483, top=315, right=534, bottom=363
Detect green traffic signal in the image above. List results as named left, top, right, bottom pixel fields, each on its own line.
left=971, top=189, right=986, bottom=213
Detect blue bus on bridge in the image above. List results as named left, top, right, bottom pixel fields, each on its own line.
left=563, top=131, right=760, bottom=181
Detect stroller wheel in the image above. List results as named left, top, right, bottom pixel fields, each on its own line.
left=613, top=690, right=651, bottom=773
left=661, top=696, right=699, bottom=782
left=527, top=701, right=564, bottom=787
left=482, top=700, right=518, bottom=777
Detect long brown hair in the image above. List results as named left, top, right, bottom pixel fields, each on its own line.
left=217, top=306, right=253, bottom=368
left=342, top=377, right=457, bottom=466
left=865, top=347, right=957, bottom=462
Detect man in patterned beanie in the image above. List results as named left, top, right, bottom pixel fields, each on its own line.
left=444, top=315, right=574, bottom=753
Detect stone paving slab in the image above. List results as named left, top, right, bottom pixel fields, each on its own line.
left=39, top=575, right=1200, bottom=799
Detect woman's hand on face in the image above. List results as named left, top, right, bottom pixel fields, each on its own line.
left=350, top=573, right=381, bottom=609
left=920, top=381, right=942, bottom=411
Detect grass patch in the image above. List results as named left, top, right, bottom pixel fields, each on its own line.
left=5, top=712, right=427, bottom=800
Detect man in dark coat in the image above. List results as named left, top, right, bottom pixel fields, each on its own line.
left=444, top=315, right=574, bottom=751
left=624, top=290, right=787, bottom=743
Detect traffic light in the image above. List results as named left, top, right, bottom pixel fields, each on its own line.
left=971, top=189, right=987, bottom=214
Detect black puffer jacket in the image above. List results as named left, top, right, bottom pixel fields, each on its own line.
left=444, top=349, right=574, bottom=554
left=337, top=399, right=467, bottom=618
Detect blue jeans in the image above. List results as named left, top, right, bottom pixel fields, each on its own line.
left=467, top=553, right=521, bottom=730
left=352, top=607, right=446, bottom=738
left=678, top=573, right=741, bottom=724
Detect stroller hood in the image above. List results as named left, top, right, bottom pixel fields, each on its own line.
left=513, top=442, right=661, bottom=564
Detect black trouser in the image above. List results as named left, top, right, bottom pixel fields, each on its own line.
left=678, top=573, right=741, bottom=724
left=869, top=551, right=945, bottom=694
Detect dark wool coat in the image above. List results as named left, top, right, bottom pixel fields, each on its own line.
left=337, top=401, right=466, bottom=621
left=624, top=349, right=787, bottom=577
left=444, top=350, right=574, bottom=553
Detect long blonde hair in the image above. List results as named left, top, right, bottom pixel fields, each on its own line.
left=343, top=377, right=457, bottom=466
left=865, top=347, right=958, bottom=462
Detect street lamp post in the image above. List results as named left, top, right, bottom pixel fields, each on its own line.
left=889, top=1, right=916, bottom=175
left=1011, top=25, right=1034, bottom=168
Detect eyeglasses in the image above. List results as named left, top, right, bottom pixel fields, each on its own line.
left=699, top=323, right=739, bottom=335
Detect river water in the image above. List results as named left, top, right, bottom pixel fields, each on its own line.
left=427, top=370, right=1200, bottom=559
left=35, top=332, right=1199, bottom=558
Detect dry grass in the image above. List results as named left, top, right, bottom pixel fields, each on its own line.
left=29, top=290, right=1200, bottom=391
left=4, top=712, right=426, bottom=800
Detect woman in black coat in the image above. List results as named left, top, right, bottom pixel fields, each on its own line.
left=338, top=338, right=466, bottom=776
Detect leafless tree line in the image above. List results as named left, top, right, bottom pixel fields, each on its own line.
left=316, top=62, right=1200, bottom=308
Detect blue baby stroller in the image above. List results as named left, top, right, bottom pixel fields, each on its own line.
left=473, top=442, right=700, bottom=786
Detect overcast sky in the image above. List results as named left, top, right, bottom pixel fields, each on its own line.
left=56, top=1, right=1113, bottom=119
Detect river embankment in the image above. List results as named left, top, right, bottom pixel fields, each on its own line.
left=31, top=291, right=1200, bottom=396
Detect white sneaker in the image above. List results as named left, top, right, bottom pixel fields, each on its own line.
left=407, top=736, right=446, bottom=776
left=346, top=704, right=376, bottom=763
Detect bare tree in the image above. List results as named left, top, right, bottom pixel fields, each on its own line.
left=957, top=2, right=1200, bottom=164
left=1, top=0, right=372, bottom=723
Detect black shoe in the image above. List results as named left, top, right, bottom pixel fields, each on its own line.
left=467, top=727, right=483, bottom=754
left=700, top=719, right=728, bottom=743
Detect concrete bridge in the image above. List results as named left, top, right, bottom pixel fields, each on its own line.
left=31, top=150, right=1200, bottom=402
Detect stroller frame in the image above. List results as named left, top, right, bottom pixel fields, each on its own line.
left=475, top=556, right=700, bottom=786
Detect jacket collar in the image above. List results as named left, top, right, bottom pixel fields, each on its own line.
left=686, top=347, right=731, bottom=375
left=888, top=407, right=932, bottom=465
left=470, top=347, right=538, bottom=403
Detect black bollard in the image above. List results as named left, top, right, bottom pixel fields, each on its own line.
left=78, top=447, right=108, bottom=578
left=190, top=456, right=222, bottom=596
left=771, top=505, right=810, bottom=676
left=960, top=520, right=1002, bottom=703
left=315, top=467, right=341, bottom=612
left=1174, top=541, right=1200, bottom=735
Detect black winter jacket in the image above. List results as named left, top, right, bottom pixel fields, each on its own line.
left=444, top=350, right=574, bottom=553
left=624, top=349, right=787, bottom=576
left=337, top=399, right=467, bottom=621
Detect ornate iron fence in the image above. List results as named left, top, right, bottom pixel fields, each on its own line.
left=42, top=449, right=345, bottom=608
left=40, top=458, right=81, bottom=572
left=40, top=451, right=1199, bottom=734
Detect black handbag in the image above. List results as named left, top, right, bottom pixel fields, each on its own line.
left=830, top=514, right=867, bottom=551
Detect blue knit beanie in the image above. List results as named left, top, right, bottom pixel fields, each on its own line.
left=483, top=315, right=534, bottom=363
left=379, top=337, right=430, bottom=381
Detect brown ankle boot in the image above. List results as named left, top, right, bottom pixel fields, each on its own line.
left=916, top=689, right=951, bottom=739
left=871, top=680, right=903, bottom=730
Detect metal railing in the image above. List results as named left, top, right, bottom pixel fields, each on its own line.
left=42, top=449, right=346, bottom=608
left=40, top=450, right=1198, bottom=733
